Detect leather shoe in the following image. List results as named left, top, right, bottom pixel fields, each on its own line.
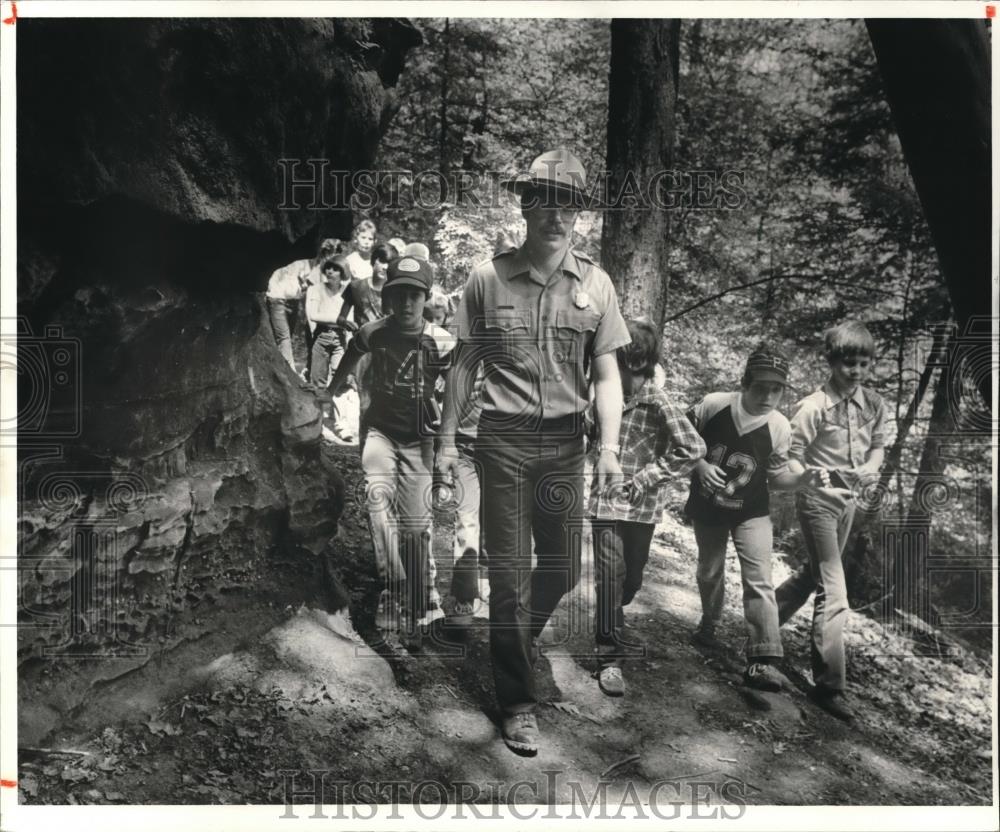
left=501, top=712, right=539, bottom=756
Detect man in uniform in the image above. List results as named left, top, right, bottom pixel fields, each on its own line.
left=436, top=149, right=631, bottom=755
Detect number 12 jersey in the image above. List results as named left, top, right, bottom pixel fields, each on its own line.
left=684, top=391, right=792, bottom=525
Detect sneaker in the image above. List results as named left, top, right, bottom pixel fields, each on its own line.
left=448, top=599, right=477, bottom=627
left=807, top=686, right=855, bottom=723
left=374, top=590, right=400, bottom=632
left=598, top=665, right=625, bottom=697
left=501, top=712, right=539, bottom=756
left=743, top=662, right=783, bottom=693
left=417, top=607, right=446, bottom=628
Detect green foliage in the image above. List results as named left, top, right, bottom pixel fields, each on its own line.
left=372, top=18, right=609, bottom=285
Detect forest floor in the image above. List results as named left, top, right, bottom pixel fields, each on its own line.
left=18, top=435, right=994, bottom=809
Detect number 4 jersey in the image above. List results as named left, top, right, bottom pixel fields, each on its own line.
left=684, top=391, right=792, bottom=524
left=353, top=317, right=455, bottom=442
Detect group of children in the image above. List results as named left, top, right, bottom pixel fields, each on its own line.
left=269, top=226, right=885, bottom=724
left=588, top=318, right=884, bottom=723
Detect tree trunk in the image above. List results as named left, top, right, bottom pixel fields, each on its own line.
left=866, top=19, right=991, bottom=408
left=601, top=19, right=681, bottom=328
left=438, top=18, right=451, bottom=173
left=894, top=353, right=956, bottom=620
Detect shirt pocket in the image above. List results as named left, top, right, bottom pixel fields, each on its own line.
left=483, top=308, right=533, bottom=364
left=554, top=308, right=601, bottom=371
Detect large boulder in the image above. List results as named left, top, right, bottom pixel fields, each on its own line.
left=14, top=18, right=421, bottom=733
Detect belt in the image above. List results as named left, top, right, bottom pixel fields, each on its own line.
left=478, top=411, right=583, bottom=437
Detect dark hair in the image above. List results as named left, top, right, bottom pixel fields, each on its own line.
left=370, top=243, right=394, bottom=265
left=320, top=255, right=349, bottom=280
left=318, top=237, right=343, bottom=257
left=740, top=341, right=790, bottom=388
left=824, top=320, right=875, bottom=362
left=618, top=319, right=659, bottom=378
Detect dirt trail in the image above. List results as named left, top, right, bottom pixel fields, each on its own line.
left=19, top=442, right=993, bottom=807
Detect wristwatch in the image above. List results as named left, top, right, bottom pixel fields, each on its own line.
left=598, top=443, right=621, bottom=456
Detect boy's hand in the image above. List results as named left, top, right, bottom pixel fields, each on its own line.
left=434, top=443, right=460, bottom=486
left=694, top=459, right=727, bottom=492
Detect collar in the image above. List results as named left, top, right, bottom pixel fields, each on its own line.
left=624, top=379, right=664, bottom=411
left=501, top=246, right=583, bottom=285
left=822, top=380, right=865, bottom=408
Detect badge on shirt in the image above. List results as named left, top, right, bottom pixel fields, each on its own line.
left=573, top=290, right=591, bottom=309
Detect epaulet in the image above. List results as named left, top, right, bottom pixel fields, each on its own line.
left=571, top=248, right=597, bottom=265
left=492, top=246, right=517, bottom=259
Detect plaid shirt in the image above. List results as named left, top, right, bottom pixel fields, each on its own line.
left=589, top=380, right=706, bottom=523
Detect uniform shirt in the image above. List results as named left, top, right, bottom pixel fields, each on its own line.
left=266, top=258, right=314, bottom=300
left=452, top=246, right=630, bottom=425
left=345, top=251, right=374, bottom=281
left=685, top=391, right=792, bottom=524
left=341, top=278, right=383, bottom=327
left=589, top=380, right=706, bottom=524
left=353, top=318, right=454, bottom=442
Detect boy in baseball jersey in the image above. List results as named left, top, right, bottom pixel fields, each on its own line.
left=329, top=255, right=454, bottom=649
left=686, top=344, right=814, bottom=692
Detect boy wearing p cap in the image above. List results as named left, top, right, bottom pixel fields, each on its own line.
left=686, top=344, right=811, bottom=692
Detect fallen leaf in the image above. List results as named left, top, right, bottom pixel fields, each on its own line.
left=20, top=775, right=39, bottom=797
left=773, top=742, right=786, bottom=756
left=717, top=757, right=738, bottom=763
left=146, top=719, right=181, bottom=736
left=60, top=767, right=97, bottom=784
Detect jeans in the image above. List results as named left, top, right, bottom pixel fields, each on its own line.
left=694, top=515, right=783, bottom=659
left=361, top=427, right=434, bottom=624
left=476, top=422, right=585, bottom=714
left=591, top=518, right=655, bottom=666
left=309, top=328, right=345, bottom=388
left=449, top=438, right=486, bottom=604
left=267, top=297, right=301, bottom=369
left=775, top=492, right=857, bottom=690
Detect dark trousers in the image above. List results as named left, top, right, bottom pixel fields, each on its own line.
left=591, top=518, right=655, bottom=666
left=476, top=424, right=585, bottom=715
left=309, top=327, right=345, bottom=388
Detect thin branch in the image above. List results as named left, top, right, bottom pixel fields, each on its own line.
left=664, top=272, right=902, bottom=323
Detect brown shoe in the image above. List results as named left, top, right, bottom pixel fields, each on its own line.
left=808, top=686, right=855, bottom=722
left=501, top=712, right=539, bottom=756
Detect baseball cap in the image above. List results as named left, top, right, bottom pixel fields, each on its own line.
left=385, top=256, right=433, bottom=293
left=744, top=350, right=790, bottom=384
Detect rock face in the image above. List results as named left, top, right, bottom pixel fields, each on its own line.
left=15, top=18, right=420, bottom=727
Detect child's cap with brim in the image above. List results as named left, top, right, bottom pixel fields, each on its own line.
left=744, top=352, right=790, bottom=384
left=385, top=256, right=433, bottom=293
